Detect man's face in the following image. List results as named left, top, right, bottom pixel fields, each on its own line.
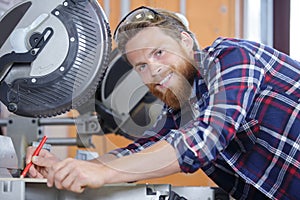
left=125, top=27, right=197, bottom=110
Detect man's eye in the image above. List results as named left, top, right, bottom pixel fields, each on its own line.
left=137, top=64, right=146, bottom=72
left=155, top=50, right=163, bottom=56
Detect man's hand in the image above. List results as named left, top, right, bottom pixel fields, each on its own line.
left=25, top=140, right=180, bottom=194
left=46, top=158, right=107, bottom=193
left=25, top=146, right=60, bottom=178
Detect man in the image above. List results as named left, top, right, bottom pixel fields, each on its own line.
left=26, top=6, right=300, bottom=199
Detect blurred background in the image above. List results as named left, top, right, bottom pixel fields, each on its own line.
left=95, top=0, right=299, bottom=60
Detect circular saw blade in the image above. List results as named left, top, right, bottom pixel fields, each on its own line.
left=0, top=0, right=111, bottom=117
left=95, top=49, right=164, bottom=140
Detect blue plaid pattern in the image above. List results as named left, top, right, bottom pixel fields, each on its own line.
left=110, top=37, right=300, bottom=200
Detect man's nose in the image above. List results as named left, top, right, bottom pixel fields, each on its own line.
left=149, top=63, right=162, bottom=76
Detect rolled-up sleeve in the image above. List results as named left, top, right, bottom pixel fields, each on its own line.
left=109, top=107, right=177, bottom=157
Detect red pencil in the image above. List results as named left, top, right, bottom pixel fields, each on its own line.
left=20, top=135, right=48, bottom=178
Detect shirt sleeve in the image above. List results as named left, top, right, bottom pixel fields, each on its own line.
left=108, top=107, right=177, bottom=158
left=165, top=44, right=265, bottom=173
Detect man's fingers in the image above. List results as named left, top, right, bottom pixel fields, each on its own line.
left=70, top=182, right=85, bottom=193
left=47, top=158, right=72, bottom=187
left=31, top=156, right=48, bottom=167
left=43, top=158, right=104, bottom=193
left=61, top=169, right=86, bottom=193
left=28, top=165, right=38, bottom=178
left=31, top=155, right=59, bottom=167
left=25, top=146, right=36, bottom=164
left=26, top=148, right=52, bottom=164
left=53, top=163, right=74, bottom=189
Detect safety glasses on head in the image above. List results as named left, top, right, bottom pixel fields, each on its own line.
left=113, top=6, right=164, bottom=41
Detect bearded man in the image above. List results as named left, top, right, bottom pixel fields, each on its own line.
left=26, top=6, right=300, bottom=200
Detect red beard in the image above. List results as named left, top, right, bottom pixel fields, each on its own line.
left=147, top=60, right=197, bottom=110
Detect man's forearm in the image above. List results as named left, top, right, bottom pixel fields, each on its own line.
left=101, top=140, right=181, bottom=184
left=89, top=153, right=118, bottom=164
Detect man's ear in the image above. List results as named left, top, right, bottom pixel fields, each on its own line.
left=180, top=31, right=193, bottom=51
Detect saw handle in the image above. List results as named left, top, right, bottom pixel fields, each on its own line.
left=0, top=27, right=53, bottom=83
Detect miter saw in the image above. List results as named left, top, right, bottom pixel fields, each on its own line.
left=0, top=0, right=163, bottom=135
left=0, top=0, right=163, bottom=170
left=0, top=0, right=112, bottom=176
left=0, top=0, right=111, bottom=118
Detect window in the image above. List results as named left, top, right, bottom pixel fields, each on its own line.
left=290, top=0, right=300, bottom=61
left=243, top=0, right=273, bottom=46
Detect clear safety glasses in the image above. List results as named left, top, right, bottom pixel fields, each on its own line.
left=113, top=6, right=164, bottom=41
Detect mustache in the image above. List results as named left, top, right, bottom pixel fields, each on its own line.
left=145, top=62, right=197, bottom=110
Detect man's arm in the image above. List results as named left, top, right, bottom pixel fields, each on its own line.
left=88, top=153, right=118, bottom=164
left=26, top=146, right=119, bottom=178
left=32, top=140, right=180, bottom=193
left=100, top=140, right=180, bottom=184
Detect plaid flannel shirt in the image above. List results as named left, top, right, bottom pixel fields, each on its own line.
left=109, top=37, right=300, bottom=200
